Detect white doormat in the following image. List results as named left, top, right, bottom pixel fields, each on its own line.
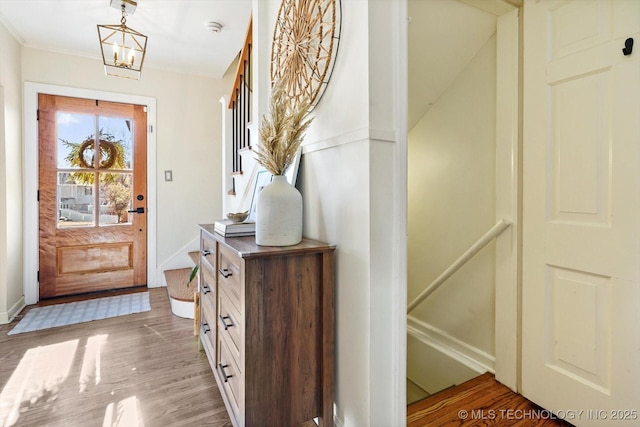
left=8, top=292, right=151, bottom=335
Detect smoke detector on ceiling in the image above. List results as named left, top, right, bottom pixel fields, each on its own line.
left=207, top=22, right=223, bottom=33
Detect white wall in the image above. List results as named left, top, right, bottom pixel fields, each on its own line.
left=245, top=1, right=406, bottom=425
left=0, top=19, right=24, bottom=323
left=407, top=33, right=497, bottom=392
left=21, top=47, right=235, bottom=272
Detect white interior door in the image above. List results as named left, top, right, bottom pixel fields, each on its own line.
left=522, top=0, right=640, bottom=425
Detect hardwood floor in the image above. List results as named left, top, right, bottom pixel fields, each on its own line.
left=407, top=373, right=574, bottom=427
left=407, top=379, right=430, bottom=406
left=0, top=288, right=232, bottom=427
left=1, top=290, right=572, bottom=427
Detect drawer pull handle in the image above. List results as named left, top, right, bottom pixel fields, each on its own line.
left=219, top=315, right=234, bottom=330
left=218, top=363, right=233, bottom=383
left=201, top=249, right=211, bottom=256
left=219, top=268, right=232, bottom=278
left=203, top=323, right=211, bottom=334
left=202, top=284, right=211, bottom=294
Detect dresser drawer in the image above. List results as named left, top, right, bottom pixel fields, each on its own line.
left=200, top=231, right=217, bottom=272
left=200, top=292, right=217, bottom=349
left=199, top=291, right=217, bottom=365
left=200, top=265, right=216, bottom=304
left=200, top=254, right=217, bottom=280
left=218, top=284, right=242, bottom=365
left=217, top=333, right=241, bottom=421
left=218, top=243, right=241, bottom=310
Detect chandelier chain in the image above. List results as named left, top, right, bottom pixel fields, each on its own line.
left=120, top=3, right=127, bottom=26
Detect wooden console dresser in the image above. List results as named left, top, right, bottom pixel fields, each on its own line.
left=197, top=224, right=336, bottom=427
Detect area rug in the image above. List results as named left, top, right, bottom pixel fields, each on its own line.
left=8, top=292, right=151, bottom=335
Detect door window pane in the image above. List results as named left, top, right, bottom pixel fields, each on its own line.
left=58, top=172, right=96, bottom=228
left=98, top=116, right=133, bottom=170
left=99, top=173, right=133, bottom=225
left=57, top=113, right=95, bottom=169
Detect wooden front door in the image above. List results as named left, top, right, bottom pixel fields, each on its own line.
left=38, top=94, right=147, bottom=298
left=521, top=0, right=640, bottom=423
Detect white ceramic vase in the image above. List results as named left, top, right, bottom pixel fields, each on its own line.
left=255, top=175, right=302, bottom=246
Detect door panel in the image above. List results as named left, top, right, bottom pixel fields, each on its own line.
left=38, top=94, right=147, bottom=298
left=522, top=0, right=640, bottom=423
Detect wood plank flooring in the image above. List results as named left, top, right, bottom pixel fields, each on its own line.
left=0, top=288, right=232, bottom=427
left=407, top=372, right=574, bottom=427
left=2, top=289, right=573, bottom=427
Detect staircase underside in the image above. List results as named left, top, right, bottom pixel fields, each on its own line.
left=407, top=373, right=574, bottom=426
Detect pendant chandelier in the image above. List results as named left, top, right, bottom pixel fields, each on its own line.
left=97, top=0, right=147, bottom=80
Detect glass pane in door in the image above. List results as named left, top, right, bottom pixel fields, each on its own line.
left=98, top=116, right=133, bottom=170
left=58, top=172, right=95, bottom=227
left=56, top=111, right=98, bottom=228
left=99, top=173, right=133, bottom=225
left=57, top=112, right=95, bottom=169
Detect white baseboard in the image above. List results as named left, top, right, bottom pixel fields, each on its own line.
left=155, top=236, right=200, bottom=287
left=0, top=296, right=26, bottom=324
left=407, top=315, right=495, bottom=375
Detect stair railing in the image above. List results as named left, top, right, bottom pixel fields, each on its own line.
left=407, top=219, right=512, bottom=313
left=227, top=15, right=252, bottom=195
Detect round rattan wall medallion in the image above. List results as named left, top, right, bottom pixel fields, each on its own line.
left=270, top=0, right=342, bottom=110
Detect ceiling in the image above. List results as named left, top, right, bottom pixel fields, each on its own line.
left=408, top=0, right=497, bottom=129
left=0, top=0, right=252, bottom=78
left=1, top=0, right=501, bottom=126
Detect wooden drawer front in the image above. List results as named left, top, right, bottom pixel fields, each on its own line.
left=218, top=244, right=241, bottom=310
left=200, top=265, right=216, bottom=305
left=200, top=293, right=217, bottom=365
left=200, top=292, right=217, bottom=349
left=217, top=334, right=241, bottom=420
left=218, top=285, right=242, bottom=365
left=199, top=325, right=216, bottom=368
left=200, top=249, right=216, bottom=278
left=200, top=232, right=217, bottom=272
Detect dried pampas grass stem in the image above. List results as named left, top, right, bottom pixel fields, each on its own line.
left=256, top=80, right=314, bottom=176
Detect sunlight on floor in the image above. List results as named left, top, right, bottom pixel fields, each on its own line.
left=0, top=339, right=79, bottom=427
left=103, top=396, right=144, bottom=427
left=0, top=334, right=116, bottom=427
left=79, top=334, right=108, bottom=393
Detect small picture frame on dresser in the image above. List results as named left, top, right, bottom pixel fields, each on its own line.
left=284, top=146, right=302, bottom=186
left=249, top=169, right=272, bottom=222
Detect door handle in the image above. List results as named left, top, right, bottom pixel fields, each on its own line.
left=127, top=207, right=145, bottom=214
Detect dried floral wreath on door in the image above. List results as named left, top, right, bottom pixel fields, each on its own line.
left=77, top=138, right=119, bottom=169
left=62, top=130, right=127, bottom=177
